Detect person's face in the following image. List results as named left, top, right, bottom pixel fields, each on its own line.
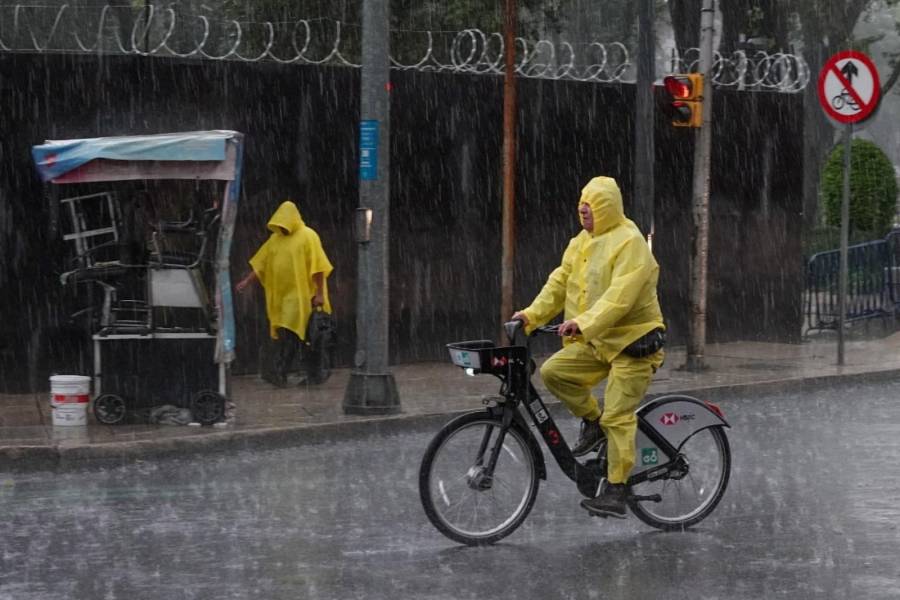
left=579, top=202, right=593, bottom=233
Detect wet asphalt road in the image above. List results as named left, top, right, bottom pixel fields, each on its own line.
left=1, top=377, right=900, bottom=600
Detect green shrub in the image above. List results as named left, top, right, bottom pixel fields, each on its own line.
left=821, top=138, right=898, bottom=237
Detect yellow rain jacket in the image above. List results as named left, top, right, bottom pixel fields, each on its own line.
left=520, top=177, right=664, bottom=361
left=249, top=201, right=333, bottom=340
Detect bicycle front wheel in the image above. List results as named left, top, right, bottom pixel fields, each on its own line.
left=419, top=412, right=540, bottom=546
left=628, top=426, right=731, bottom=531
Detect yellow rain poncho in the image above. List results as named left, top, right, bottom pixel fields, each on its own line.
left=249, top=201, right=333, bottom=341
left=518, top=176, right=665, bottom=484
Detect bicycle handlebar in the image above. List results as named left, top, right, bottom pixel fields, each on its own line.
left=503, top=319, right=565, bottom=345
left=534, top=324, right=562, bottom=335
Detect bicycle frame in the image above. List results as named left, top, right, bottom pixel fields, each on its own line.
left=447, top=325, right=730, bottom=499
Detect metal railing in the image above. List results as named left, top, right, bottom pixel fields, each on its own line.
left=805, top=232, right=900, bottom=334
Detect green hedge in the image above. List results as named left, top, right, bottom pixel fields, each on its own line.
left=821, top=138, right=898, bottom=237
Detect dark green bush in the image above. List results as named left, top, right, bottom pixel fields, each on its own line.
left=821, top=138, right=898, bottom=237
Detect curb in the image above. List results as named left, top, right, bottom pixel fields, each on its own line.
left=2, top=366, right=898, bottom=473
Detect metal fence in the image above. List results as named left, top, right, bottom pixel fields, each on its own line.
left=805, top=231, right=900, bottom=334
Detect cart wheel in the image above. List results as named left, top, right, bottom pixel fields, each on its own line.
left=94, top=394, right=127, bottom=425
left=190, top=390, right=226, bottom=426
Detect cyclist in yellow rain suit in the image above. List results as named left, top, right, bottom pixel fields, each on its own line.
left=512, top=176, right=665, bottom=518
left=236, top=200, right=334, bottom=386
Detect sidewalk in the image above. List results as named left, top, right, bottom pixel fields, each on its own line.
left=2, top=331, right=900, bottom=470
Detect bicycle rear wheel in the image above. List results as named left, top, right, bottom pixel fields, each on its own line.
left=628, top=426, right=731, bottom=531
left=419, top=412, right=540, bottom=546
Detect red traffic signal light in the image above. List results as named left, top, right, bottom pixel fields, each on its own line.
left=661, top=73, right=703, bottom=128
left=664, top=76, right=693, bottom=99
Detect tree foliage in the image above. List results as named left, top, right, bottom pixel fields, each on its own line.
left=821, top=138, right=898, bottom=236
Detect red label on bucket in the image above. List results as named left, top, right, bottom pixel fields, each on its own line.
left=53, top=394, right=89, bottom=404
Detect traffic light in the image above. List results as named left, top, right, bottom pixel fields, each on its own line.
left=661, top=73, right=703, bottom=128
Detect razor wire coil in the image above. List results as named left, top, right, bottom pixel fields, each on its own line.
left=0, top=3, right=809, bottom=92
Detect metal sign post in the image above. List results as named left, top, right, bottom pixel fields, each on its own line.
left=816, top=50, right=881, bottom=366
left=838, top=123, right=851, bottom=365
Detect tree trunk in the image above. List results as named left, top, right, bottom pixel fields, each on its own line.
left=669, top=0, right=702, bottom=58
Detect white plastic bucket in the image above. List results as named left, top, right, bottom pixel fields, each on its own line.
left=49, top=375, right=91, bottom=406
left=52, top=403, right=88, bottom=427
left=49, top=375, right=91, bottom=427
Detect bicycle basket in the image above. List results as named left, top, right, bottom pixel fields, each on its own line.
left=446, top=340, right=523, bottom=374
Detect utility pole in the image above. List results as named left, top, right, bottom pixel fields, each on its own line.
left=633, top=0, right=655, bottom=237
left=343, top=0, right=400, bottom=414
left=685, top=0, right=715, bottom=372
left=500, top=0, right=518, bottom=334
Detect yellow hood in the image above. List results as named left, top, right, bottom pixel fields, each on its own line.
left=578, top=176, right=625, bottom=235
left=267, top=200, right=305, bottom=236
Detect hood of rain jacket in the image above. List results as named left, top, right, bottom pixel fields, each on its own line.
left=249, top=201, right=334, bottom=340
left=266, top=200, right=304, bottom=236
left=520, top=177, right=664, bottom=361
left=578, top=176, right=626, bottom=236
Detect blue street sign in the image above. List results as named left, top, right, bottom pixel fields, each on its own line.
left=359, top=120, right=379, bottom=181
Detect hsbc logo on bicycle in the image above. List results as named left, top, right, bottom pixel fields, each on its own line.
left=659, top=412, right=695, bottom=426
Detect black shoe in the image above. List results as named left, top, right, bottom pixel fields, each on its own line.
left=298, top=370, right=331, bottom=386
left=581, top=482, right=628, bottom=519
left=571, top=418, right=604, bottom=457
left=262, top=372, right=289, bottom=388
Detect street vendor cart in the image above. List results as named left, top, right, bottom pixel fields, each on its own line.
left=31, top=131, right=244, bottom=425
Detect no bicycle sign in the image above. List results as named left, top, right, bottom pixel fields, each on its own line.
left=817, top=50, right=881, bottom=124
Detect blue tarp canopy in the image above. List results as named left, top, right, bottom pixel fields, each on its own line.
left=32, top=130, right=239, bottom=182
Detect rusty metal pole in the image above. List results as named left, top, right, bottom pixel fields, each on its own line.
left=500, top=0, right=518, bottom=335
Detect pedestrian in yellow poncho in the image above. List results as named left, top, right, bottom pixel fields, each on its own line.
left=236, top=200, right=334, bottom=386
left=512, top=176, right=665, bottom=519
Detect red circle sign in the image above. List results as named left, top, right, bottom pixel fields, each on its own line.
left=817, top=50, right=881, bottom=124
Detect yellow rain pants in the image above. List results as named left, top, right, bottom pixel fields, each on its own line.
left=540, top=342, right=665, bottom=483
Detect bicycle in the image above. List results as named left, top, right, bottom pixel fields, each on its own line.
left=418, top=321, right=732, bottom=546
left=831, top=88, right=859, bottom=111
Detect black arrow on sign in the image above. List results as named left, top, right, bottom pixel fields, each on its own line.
left=841, top=61, right=858, bottom=86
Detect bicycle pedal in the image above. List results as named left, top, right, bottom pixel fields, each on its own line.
left=586, top=510, right=626, bottom=520
left=629, top=494, right=662, bottom=503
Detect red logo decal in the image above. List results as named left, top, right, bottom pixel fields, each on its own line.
left=547, top=429, right=560, bottom=445
left=491, top=356, right=508, bottom=367
left=660, top=413, right=679, bottom=426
